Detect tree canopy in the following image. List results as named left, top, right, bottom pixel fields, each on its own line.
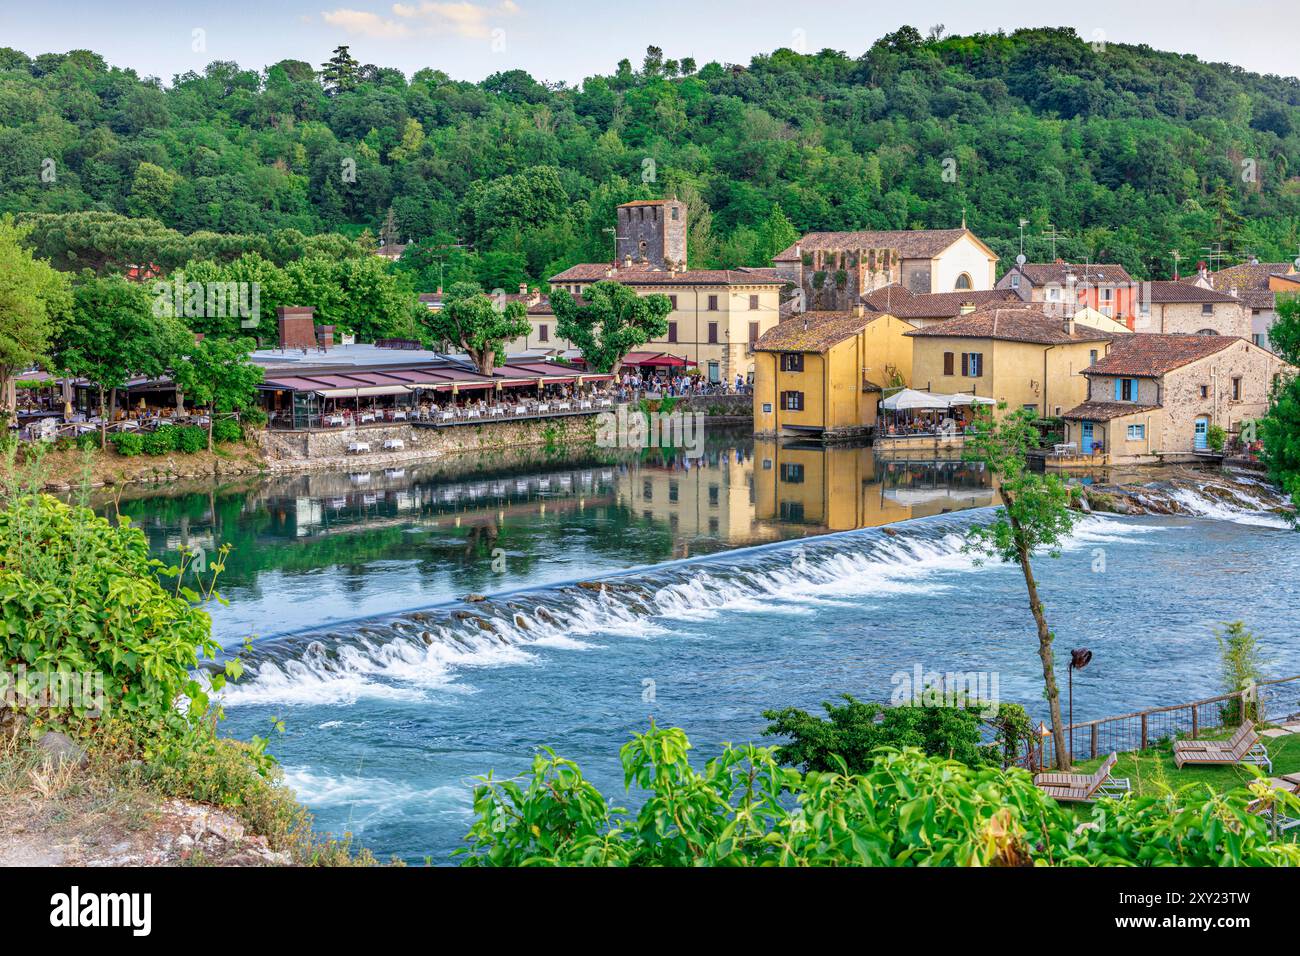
left=418, top=282, right=530, bottom=375
left=551, top=281, right=672, bottom=373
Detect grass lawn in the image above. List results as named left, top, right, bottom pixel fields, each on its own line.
left=1067, top=730, right=1300, bottom=800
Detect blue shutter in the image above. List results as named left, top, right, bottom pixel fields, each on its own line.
left=1114, top=378, right=1121, bottom=401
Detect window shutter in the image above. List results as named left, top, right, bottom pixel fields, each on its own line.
left=944, top=352, right=954, bottom=375
left=961, top=353, right=969, bottom=376
left=1114, top=378, right=1122, bottom=401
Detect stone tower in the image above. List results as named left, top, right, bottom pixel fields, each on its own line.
left=616, top=199, right=687, bottom=271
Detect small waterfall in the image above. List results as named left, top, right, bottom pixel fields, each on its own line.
left=212, top=511, right=1157, bottom=707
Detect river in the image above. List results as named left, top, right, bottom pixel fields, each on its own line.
left=105, top=432, right=1300, bottom=863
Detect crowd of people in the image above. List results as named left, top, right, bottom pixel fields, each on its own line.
left=613, top=369, right=751, bottom=401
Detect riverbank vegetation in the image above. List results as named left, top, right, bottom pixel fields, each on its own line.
left=1262, top=296, right=1300, bottom=515
left=455, top=722, right=1300, bottom=866
left=0, top=457, right=374, bottom=865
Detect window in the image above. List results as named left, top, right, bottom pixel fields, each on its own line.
left=1202, top=303, right=1214, bottom=315
left=780, top=391, right=804, bottom=411
left=671, top=206, right=679, bottom=221
left=1200, top=385, right=1209, bottom=399
left=538, top=323, right=549, bottom=342
left=1196, top=328, right=1218, bottom=336
left=749, top=322, right=759, bottom=347
left=955, top=273, right=972, bottom=290
left=1253, top=333, right=1266, bottom=347
left=778, top=500, right=805, bottom=522
left=779, top=462, right=805, bottom=483
left=667, top=322, right=678, bottom=343
left=708, top=484, right=719, bottom=506
left=1139, top=299, right=1151, bottom=315
left=749, top=294, right=759, bottom=310
left=668, top=481, right=679, bottom=502
left=943, top=351, right=954, bottom=376
left=1127, top=424, right=1146, bottom=440
left=1115, top=378, right=1138, bottom=401
left=1232, top=376, right=1242, bottom=401
left=667, top=295, right=677, bottom=310
left=1047, top=286, right=1061, bottom=302
left=708, top=517, right=719, bottom=534
left=762, top=458, right=772, bottom=470
left=762, top=403, right=772, bottom=414
left=1010, top=273, right=1020, bottom=289
left=780, top=353, right=804, bottom=372
left=1089, top=349, right=1099, bottom=366
left=642, top=480, right=653, bottom=501
left=961, top=352, right=984, bottom=377
left=707, top=295, right=719, bottom=311
left=1101, top=287, right=1113, bottom=301
left=708, top=322, right=718, bottom=344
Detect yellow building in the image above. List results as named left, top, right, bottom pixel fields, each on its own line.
left=905, top=305, right=1113, bottom=418
left=752, top=439, right=995, bottom=532
left=751, top=310, right=915, bottom=439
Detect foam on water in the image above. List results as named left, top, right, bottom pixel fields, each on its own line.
left=1168, top=487, right=1292, bottom=529
left=216, top=512, right=1165, bottom=708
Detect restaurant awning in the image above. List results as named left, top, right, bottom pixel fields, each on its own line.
left=316, top=385, right=411, bottom=398
left=946, top=393, right=996, bottom=406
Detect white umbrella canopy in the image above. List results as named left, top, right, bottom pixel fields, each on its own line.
left=946, top=393, right=996, bottom=406
left=881, top=388, right=953, bottom=411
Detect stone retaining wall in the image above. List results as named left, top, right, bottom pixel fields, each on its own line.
left=259, top=413, right=598, bottom=472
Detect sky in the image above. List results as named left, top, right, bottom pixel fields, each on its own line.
left=1, top=0, right=1295, bottom=86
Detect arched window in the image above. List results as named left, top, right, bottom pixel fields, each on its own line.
left=955, top=273, right=972, bottom=290
left=1196, top=328, right=1218, bottom=336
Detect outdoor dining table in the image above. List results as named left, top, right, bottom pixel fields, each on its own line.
left=489, top=406, right=505, bottom=416
left=536, top=404, right=550, bottom=413
left=324, top=414, right=346, bottom=426
left=360, top=413, right=376, bottom=423
left=579, top=400, right=592, bottom=409
left=514, top=405, right=528, bottom=415
left=465, top=408, right=481, bottom=419
left=347, top=441, right=371, bottom=454
left=392, top=411, right=407, bottom=421
left=440, top=411, right=454, bottom=421
left=557, top=402, right=570, bottom=411
left=382, top=439, right=405, bottom=450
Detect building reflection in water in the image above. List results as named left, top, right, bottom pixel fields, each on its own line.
left=752, top=438, right=995, bottom=533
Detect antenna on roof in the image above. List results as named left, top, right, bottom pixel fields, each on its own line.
left=1171, top=249, right=1182, bottom=281
left=1042, top=224, right=1068, bottom=261
left=1018, top=219, right=1029, bottom=259
left=961, top=207, right=966, bottom=230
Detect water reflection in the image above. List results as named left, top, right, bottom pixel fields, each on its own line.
left=106, top=433, right=996, bottom=641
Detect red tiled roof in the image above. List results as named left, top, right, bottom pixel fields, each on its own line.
left=1081, top=333, right=1236, bottom=377
left=903, top=306, right=1112, bottom=345
left=753, top=311, right=873, bottom=353
left=1146, top=281, right=1240, bottom=304
left=1061, top=401, right=1162, bottom=421
left=773, top=228, right=980, bottom=262
left=1010, top=262, right=1134, bottom=286
left=549, top=264, right=782, bottom=286
left=862, top=284, right=1022, bottom=318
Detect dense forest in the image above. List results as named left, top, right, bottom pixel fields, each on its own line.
left=4, top=25, right=1300, bottom=293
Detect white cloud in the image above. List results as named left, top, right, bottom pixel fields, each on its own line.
left=324, top=1, right=519, bottom=41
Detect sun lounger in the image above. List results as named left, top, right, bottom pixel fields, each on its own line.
left=1173, top=720, right=1272, bottom=771
left=1034, top=752, right=1131, bottom=803
left=1174, top=721, right=1254, bottom=755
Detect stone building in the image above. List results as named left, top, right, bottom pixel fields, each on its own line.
left=771, top=228, right=999, bottom=312
left=1062, top=334, right=1290, bottom=464
left=995, top=261, right=1138, bottom=326
left=615, top=199, right=688, bottom=270
left=1184, top=260, right=1300, bottom=352
left=1138, top=282, right=1250, bottom=338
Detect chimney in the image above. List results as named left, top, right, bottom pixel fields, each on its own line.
left=316, top=324, right=334, bottom=351
left=852, top=304, right=865, bottom=318
left=277, top=306, right=317, bottom=350
left=1055, top=257, right=1064, bottom=265
left=519, top=282, right=528, bottom=295
left=1063, top=315, right=1075, bottom=337
left=959, top=302, right=976, bottom=315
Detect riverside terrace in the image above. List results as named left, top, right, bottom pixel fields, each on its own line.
left=252, top=344, right=616, bottom=431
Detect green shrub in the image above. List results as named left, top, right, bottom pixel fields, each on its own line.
left=1207, top=423, right=1227, bottom=451
left=456, top=723, right=1300, bottom=866
left=142, top=424, right=179, bottom=455
left=176, top=425, right=206, bottom=453
left=109, top=431, right=144, bottom=456
left=74, top=432, right=100, bottom=451
left=0, top=492, right=221, bottom=746
left=212, top=418, right=242, bottom=444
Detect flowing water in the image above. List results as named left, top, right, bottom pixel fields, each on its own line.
left=106, top=433, right=1300, bottom=863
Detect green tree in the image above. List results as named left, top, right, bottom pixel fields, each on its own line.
left=964, top=406, right=1080, bottom=770
left=1261, top=295, right=1300, bottom=510
left=551, top=281, right=671, bottom=374
left=320, top=46, right=359, bottom=95
left=0, top=217, right=70, bottom=418
left=53, top=273, right=190, bottom=436
left=418, top=281, right=529, bottom=375
left=171, top=336, right=264, bottom=450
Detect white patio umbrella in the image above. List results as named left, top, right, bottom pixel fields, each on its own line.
left=946, top=393, right=996, bottom=406
left=881, top=389, right=954, bottom=411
